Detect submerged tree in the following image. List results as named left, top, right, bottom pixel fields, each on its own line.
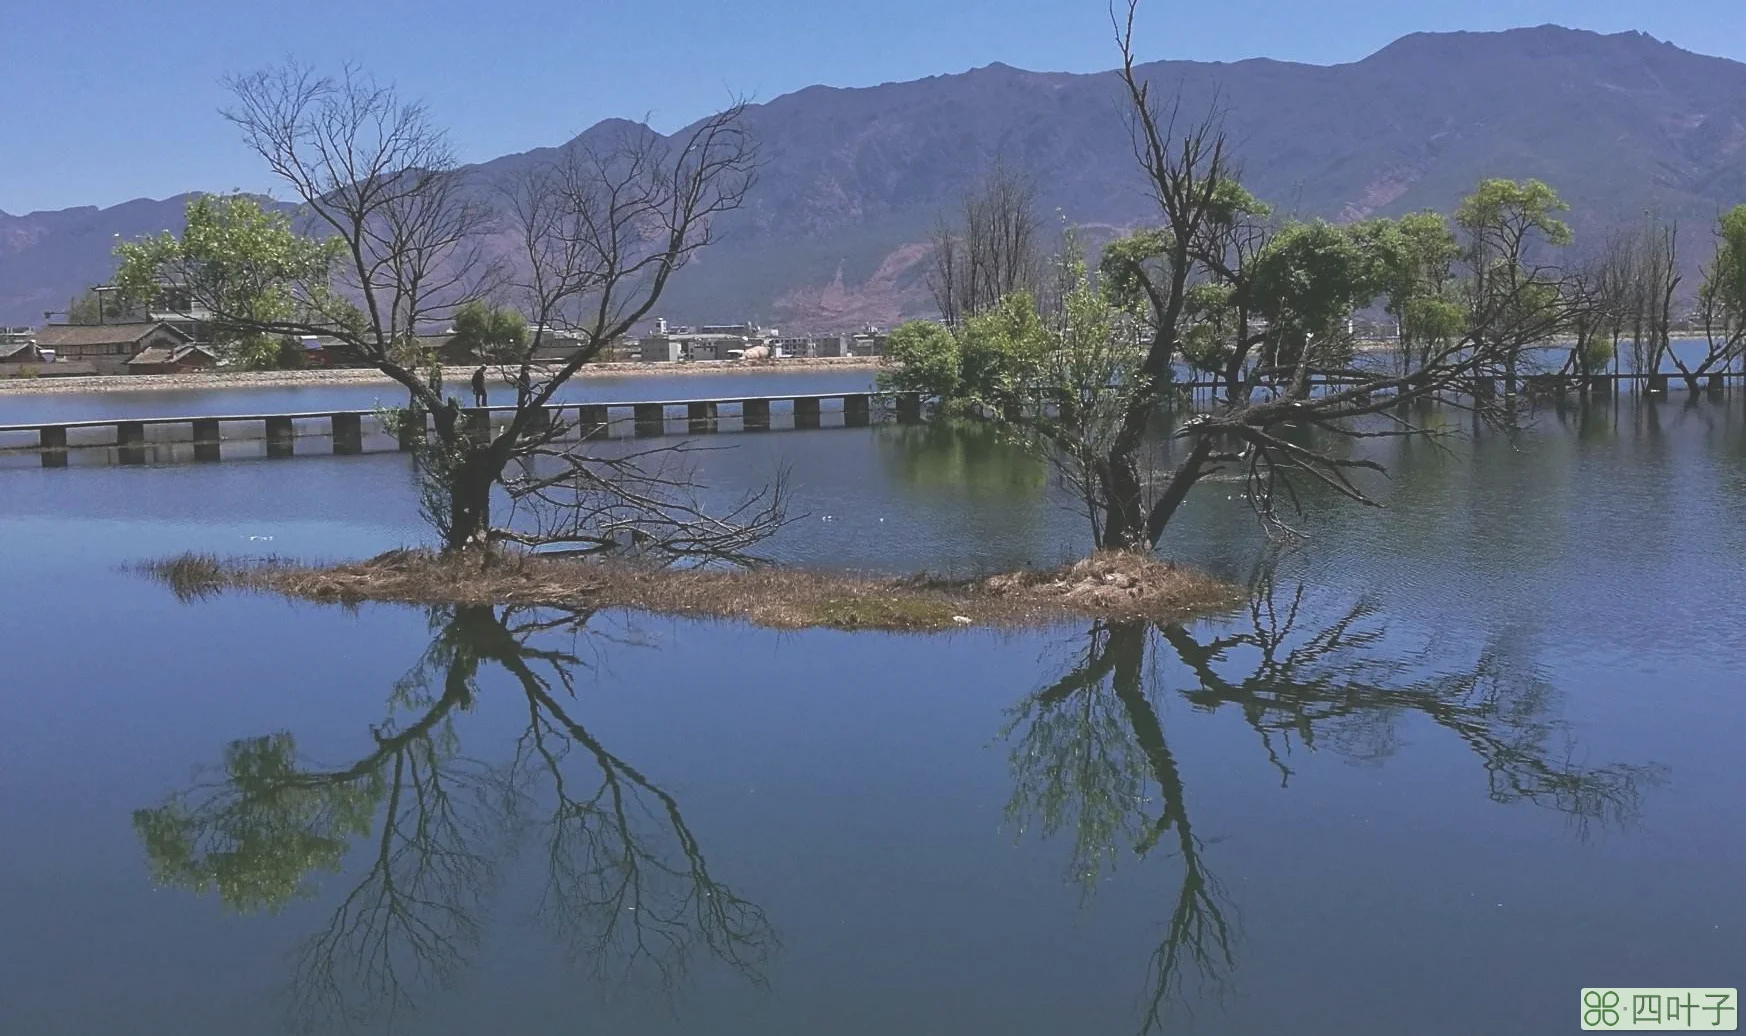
left=114, top=61, right=775, bottom=555
left=134, top=604, right=774, bottom=1032
left=1002, top=576, right=1660, bottom=1033
left=882, top=2, right=1578, bottom=551
left=1688, top=204, right=1746, bottom=389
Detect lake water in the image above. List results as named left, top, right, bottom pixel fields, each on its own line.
left=2, top=376, right=1743, bottom=1035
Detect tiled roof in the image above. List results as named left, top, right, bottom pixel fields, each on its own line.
left=126, top=346, right=176, bottom=365
left=126, top=343, right=216, bottom=366
left=35, top=322, right=189, bottom=348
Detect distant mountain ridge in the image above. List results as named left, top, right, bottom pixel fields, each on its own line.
left=5, top=25, right=1745, bottom=330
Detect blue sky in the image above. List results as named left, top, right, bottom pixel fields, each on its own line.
left=3, top=0, right=1741, bottom=214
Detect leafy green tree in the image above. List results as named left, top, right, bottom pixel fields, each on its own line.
left=115, top=194, right=344, bottom=370
left=1454, top=178, right=1574, bottom=392
left=1364, top=212, right=1463, bottom=373
left=881, top=320, right=959, bottom=397
left=448, top=299, right=526, bottom=362
left=1690, top=205, right=1746, bottom=387
left=66, top=288, right=105, bottom=325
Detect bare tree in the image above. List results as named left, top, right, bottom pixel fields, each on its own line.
left=929, top=161, right=1043, bottom=327
left=471, top=128, right=789, bottom=560
left=122, top=61, right=771, bottom=556
left=225, top=62, right=498, bottom=378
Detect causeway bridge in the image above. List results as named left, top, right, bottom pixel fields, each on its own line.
left=0, top=391, right=925, bottom=467
left=1, top=371, right=1736, bottom=468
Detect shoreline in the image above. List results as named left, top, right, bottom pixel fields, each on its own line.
left=0, top=356, right=888, bottom=396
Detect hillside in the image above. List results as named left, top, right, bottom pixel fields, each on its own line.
left=5, top=25, right=1745, bottom=331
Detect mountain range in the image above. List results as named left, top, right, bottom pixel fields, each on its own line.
left=4, top=24, right=1745, bottom=331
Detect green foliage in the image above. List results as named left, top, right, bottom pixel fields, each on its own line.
left=880, top=320, right=960, bottom=397
left=67, top=289, right=103, bottom=325
left=1247, top=219, right=1392, bottom=366
left=1455, top=178, right=1573, bottom=255
left=883, top=237, right=1146, bottom=515
left=957, top=292, right=1050, bottom=404
left=1204, top=179, right=1271, bottom=229
left=1701, top=204, right=1746, bottom=327
left=64, top=287, right=136, bottom=325
left=1578, top=331, right=1615, bottom=373
left=114, top=194, right=351, bottom=366
left=449, top=300, right=527, bottom=362
left=1179, top=282, right=1237, bottom=374
left=1369, top=211, right=1463, bottom=351
left=1098, top=229, right=1170, bottom=313
left=132, top=733, right=382, bottom=913
left=1399, top=294, right=1466, bottom=348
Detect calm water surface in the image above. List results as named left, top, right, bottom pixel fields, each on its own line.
left=1, top=384, right=1742, bottom=1035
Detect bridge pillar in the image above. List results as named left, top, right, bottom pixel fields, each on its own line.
left=1647, top=374, right=1669, bottom=395
left=397, top=409, right=424, bottom=451
left=331, top=412, right=363, bottom=455
left=192, top=419, right=221, bottom=462
left=117, top=421, right=147, bottom=465
left=687, top=401, right=718, bottom=435
left=1707, top=374, right=1724, bottom=399
left=461, top=407, right=491, bottom=445
left=843, top=394, right=872, bottom=428
left=634, top=403, right=666, bottom=437
left=741, top=398, right=771, bottom=431
left=38, top=426, right=66, bottom=452
left=265, top=416, right=295, bottom=458
left=895, top=393, right=923, bottom=424
left=521, top=406, right=553, bottom=439
left=793, top=396, right=821, bottom=429
left=578, top=404, right=609, bottom=440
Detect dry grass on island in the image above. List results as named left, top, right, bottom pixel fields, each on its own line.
left=146, top=548, right=1240, bottom=632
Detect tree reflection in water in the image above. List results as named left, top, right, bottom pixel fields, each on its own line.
left=1003, top=574, right=1662, bottom=1034
left=133, top=604, right=775, bottom=1033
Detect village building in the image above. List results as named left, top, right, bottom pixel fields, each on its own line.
left=124, top=342, right=220, bottom=375
left=1, top=338, right=42, bottom=365
left=33, top=322, right=193, bottom=375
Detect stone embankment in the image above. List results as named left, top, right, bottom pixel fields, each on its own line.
left=0, top=356, right=887, bottom=395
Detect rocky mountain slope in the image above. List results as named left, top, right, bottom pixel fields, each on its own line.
left=5, top=25, right=1744, bottom=330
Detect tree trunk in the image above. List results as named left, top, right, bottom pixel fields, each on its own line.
left=1143, top=435, right=1214, bottom=548
left=1095, top=432, right=1215, bottom=553
left=1098, top=455, right=1148, bottom=552
left=445, top=454, right=496, bottom=552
